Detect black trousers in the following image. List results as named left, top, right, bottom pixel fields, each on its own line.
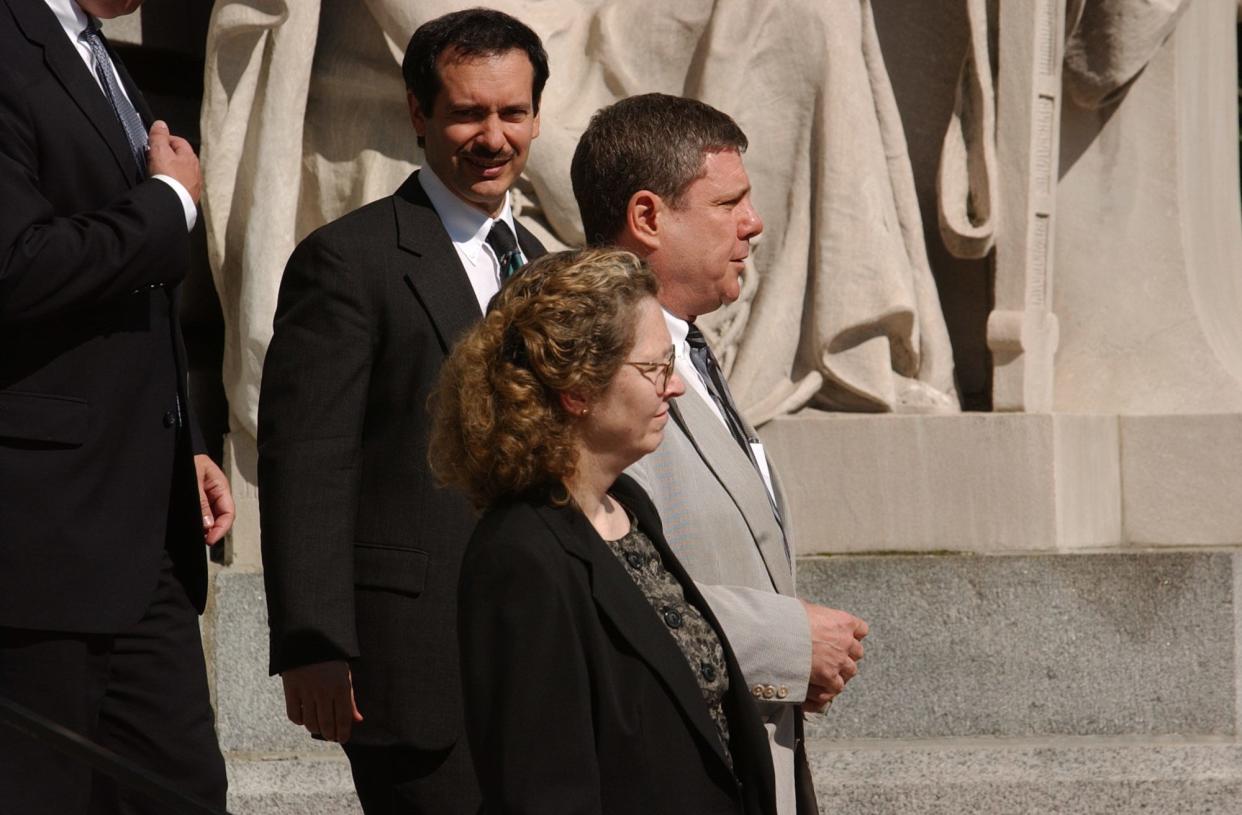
left=0, top=552, right=226, bottom=815
left=343, top=739, right=480, bottom=815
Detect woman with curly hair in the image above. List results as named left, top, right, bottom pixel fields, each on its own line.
left=430, top=247, right=777, bottom=815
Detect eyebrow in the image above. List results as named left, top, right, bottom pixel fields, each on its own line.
left=715, top=187, right=750, bottom=204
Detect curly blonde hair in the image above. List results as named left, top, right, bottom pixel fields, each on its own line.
left=429, top=247, right=659, bottom=508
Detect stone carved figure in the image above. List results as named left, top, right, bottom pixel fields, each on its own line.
left=934, top=0, right=1242, bottom=415
left=936, top=0, right=1194, bottom=265
left=201, top=0, right=961, bottom=445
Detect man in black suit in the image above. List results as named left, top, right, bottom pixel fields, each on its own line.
left=0, top=1, right=234, bottom=813
left=258, top=9, right=547, bottom=813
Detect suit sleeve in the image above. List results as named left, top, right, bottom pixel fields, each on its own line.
left=0, top=75, right=188, bottom=324
left=459, top=521, right=604, bottom=815
left=694, top=582, right=812, bottom=703
left=627, top=459, right=814, bottom=703
left=258, top=234, right=372, bottom=674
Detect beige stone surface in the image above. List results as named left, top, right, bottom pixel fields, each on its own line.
left=759, top=412, right=1121, bottom=554
left=200, top=0, right=959, bottom=449
left=937, top=0, right=1240, bottom=415
left=223, top=431, right=262, bottom=571
left=98, top=12, right=140, bottom=45
left=1054, top=0, right=1242, bottom=414
left=1121, top=414, right=1242, bottom=546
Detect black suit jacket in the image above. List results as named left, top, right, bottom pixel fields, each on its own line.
left=459, top=475, right=779, bottom=815
left=0, top=0, right=206, bottom=632
left=258, top=171, right=545, bottom=747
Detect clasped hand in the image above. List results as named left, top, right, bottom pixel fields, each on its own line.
left=800, top=599, right=868, bottom=713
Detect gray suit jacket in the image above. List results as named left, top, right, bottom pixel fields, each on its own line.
left=628, top=383, right=818, bottom=815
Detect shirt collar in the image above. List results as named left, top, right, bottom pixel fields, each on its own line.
left=663, top=308, right=691, bottom=351
left=45, top=0, right=91, bottom=40
left=418, top=165, right=517, bottom=253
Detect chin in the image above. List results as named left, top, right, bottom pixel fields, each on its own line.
left=469, top=179, right=512, bottom=206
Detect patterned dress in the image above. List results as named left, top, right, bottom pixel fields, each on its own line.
left=603, top=522, right=734, bottom=768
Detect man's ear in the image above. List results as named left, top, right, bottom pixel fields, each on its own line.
left=622, top=190, right=663, bottom=253
left=407, top=92, right=427, bottom=138
left=559, top=389, right=591, bottom=417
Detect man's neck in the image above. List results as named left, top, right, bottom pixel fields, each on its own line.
left=45, top=0, right=89, bottom=33
left=417, top=166, right=512, bottom=244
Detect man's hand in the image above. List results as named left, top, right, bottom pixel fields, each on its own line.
left=194, top=454, right=234, bottom=546
left=281, top=661, right=364, bottom=743
left=147, top=120, right=201, bottom=203
left=801, top=599, right=868, bottom=713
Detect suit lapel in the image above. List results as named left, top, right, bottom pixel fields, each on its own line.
left=534, top=497, right=733, bottom=772
left=670, top=389, right=795, bottom=595
left=393, top=172, right=482, bottom=352
left=514, top=222, right=546, bottom=263
left=7, top=0, right=140, bottom=183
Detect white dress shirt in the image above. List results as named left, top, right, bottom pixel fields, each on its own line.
left=664, top=308, right=777, bottom=502
left=418, top=166, right=524, bottom=314
left=44, top=0, right=197, bottom=231
left=664, top=309, right=729, bottom=427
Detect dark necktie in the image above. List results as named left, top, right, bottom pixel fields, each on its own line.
left=685, top=324, right=753, bottom=453
left=486, top=220, right=524, bottom=282
left=82, top=21, right=148, bottom=177
left=685, top=324, right=786, bottom=536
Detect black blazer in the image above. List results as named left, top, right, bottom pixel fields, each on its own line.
left=458, top=475, right=778, bottom=815
left=0, top=0, right=206, bottom=631
left=258, top=171, right=544, bottom=747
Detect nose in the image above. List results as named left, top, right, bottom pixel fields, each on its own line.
left=738, top=199, right=763, bottom=241
left=664, top=370, right=687, bottom=399
left=477, top=115, right=506, bottom=153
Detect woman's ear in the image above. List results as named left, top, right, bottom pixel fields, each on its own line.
left=560, top=389, right=591, bottom=417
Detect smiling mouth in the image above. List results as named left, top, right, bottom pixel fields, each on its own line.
left=464, top=155, right=512, bottom=169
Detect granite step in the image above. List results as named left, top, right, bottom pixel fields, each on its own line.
left=795, top=551, right=1238, bottom=741
left=806, top=737, right=1242, bottom=814
left=226, top=754, right=360, bottom=815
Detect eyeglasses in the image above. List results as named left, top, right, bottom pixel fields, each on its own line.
left=624, top=349, right=676, bottom=393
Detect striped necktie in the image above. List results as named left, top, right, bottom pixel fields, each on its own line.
left=486, top=220, right=524, bottom=282
left=81, top=20, right=148, bottom=176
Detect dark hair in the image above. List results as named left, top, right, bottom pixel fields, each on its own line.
left=571, top=93, right=748, bottom=246
left=429, top=248, right=658, bottom=509
left=402, top=8, right=549, bottom=116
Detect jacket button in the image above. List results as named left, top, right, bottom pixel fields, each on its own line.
left=162, top=410, right=176, bottom=428
left=752, top=685, right=764, bottom=698
left=776, top=685, right=789, bottom=699
left=762, top=684, right=776, bottom=699
left=625, top=552, right=644, bottom=570
left=662, top=608, right=683, bottom=629
left=699, top=661, right=717, bottom=682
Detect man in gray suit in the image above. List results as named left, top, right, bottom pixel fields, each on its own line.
left=571, top=93, right=868, bottom=815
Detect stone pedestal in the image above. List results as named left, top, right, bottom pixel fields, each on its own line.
left=1121, top=414, right=1242, bottom=546
left=762, top=411, right=1242, bottom=554
left=761, top=412, right=1122, bottom=553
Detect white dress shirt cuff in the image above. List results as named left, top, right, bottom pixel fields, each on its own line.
left=151, top=174, right=198, bottom=232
